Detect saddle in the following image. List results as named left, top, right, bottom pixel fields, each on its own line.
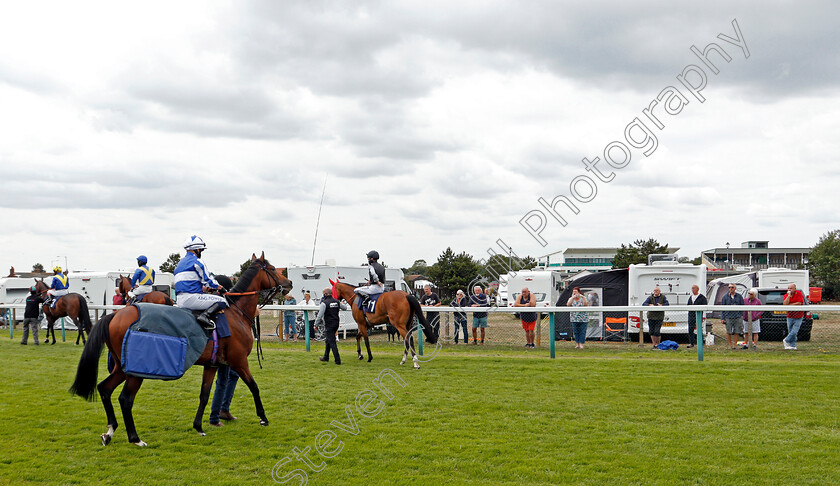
left=357, top=293, right=383, bottom=314
left=46, top=294, right=66, bottom=309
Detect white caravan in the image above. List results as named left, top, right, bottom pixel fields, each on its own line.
left=757, top=268, right=809, bottom=292
left=286, top=265, right=410, bottom=333
left=496, top=274, right=509, bottom=307
left=506, top=270, right=563, bottom=309
left=628, top=262, right=707, bottom=337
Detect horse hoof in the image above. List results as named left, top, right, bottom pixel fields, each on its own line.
left=197, top=431, right=206, bottom=437
left=132, top=440, right=148, bottom=447
left=260, top=419, right=269, bottom=427
left=358, top=355, right=363, bottom=360
left=367, top=357, right=372, bottom=362
left=101, top=434, right=112, bottom=446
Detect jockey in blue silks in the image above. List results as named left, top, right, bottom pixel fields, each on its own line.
left=128, top=255, right=155, bottom=302
left=46, top=266, right=69, bottom=307
left=174, top=235, right=227, bottom=330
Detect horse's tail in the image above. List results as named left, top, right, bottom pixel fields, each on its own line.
left=69, top=312, right=113, bottom=401
left=406, top=294, right=438, bottom=344
left=76, top=295, right=93, bottom=332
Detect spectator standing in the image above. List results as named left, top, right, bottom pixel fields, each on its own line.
left=469, top=286, right=489, bottom=345
left=21, top=288, right=43, bottom=345
left=743, top=288, right=762, bottom=349
left=514, top=287, right=537, bottom=348
left=420, top=285, right=442, bottom=341
left=451, top=290, right=468, bottom=344
left=300, top=292, right=317, bottom=338
left=283, top=294, right=298, bottom=342
left=642, top=286, right=669, bottom=348
left=720, top=284, right=745, bottom=349
left=686, top=285, right=707, bottom=348
left=782, top=284, right=805, bottom=350
left=566, top=287, right=589, bottom=349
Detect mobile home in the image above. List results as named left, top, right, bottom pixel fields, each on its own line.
left=628, top=262, right=707, bottom=338
left=757, top=268, right=809, bottom=292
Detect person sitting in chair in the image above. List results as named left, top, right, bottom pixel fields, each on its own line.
left=174, top=235, right=227, bottom=330
left=354, top=250, right=386, bottom=308
left=45, top=266, right=69, bottom=307
left=128, top=255, right=155, bottom=303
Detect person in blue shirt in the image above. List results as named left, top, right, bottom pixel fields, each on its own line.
left=45, top=266, right=69, bottom=307
left=128, top=255, right=156, bottom=303
left=174, top=235, right=227, bottom=329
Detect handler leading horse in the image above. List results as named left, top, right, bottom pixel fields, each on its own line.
left=117, top=275, right=173, bottom=306
left=331, top=281, right=437, bottom=369
left=33, top=279, right=93, bottom=345
left=69, top=252, right=291, bottom=446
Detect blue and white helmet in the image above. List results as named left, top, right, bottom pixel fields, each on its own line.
left=183, top=235, right=207, bottom=251
left=136, top=255, right=148, bottom=265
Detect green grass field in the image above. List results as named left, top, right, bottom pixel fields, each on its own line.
left=1, top=336, right=840, bottom=485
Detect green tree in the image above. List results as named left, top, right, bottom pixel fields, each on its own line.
left=809, top=229, right=840, bottom=299
left=233, top=258, right=252, bottom=279
left=159, top=253, right=181, bottom=273
left=482, top=253, right=537, bottom=279
left=612, top=239, right=670, bottom=269
left=32, top=263, right=45, bottom=273
left=405, top=259, right=429, bottom=276
left=426, top=248, right=482, bottom=299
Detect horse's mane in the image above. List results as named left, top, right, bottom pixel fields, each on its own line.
left=229, top=259, right=271, bottom=294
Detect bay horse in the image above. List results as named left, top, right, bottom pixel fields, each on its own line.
left=33, top=279, right=93, bottom=345
left=331, top=281, right=437, bottom=369
left=69, top=252, right=292, bottom=446
left=117, top=275, right=173, bottom=306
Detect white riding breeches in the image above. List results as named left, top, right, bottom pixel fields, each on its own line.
left=128, top=285, right=153, bottom=298
left=176, top=292, right=227, bottom=310
left=48, top=289, right=68, bottom=298
left=355, top=284, right=384, bottom=297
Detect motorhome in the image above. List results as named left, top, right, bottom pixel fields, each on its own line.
left=506, top=270, right=563, bottom=310
left=496, top=274, right=509, bottom=307
left=628, top=262, right=707, bottom=338
left=286, top=264, right=410, bottom=333
left=757, top=268, right=809, bottom=292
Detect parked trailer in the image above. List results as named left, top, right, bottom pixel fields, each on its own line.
left=505, top=270, right=563, bottom=310
left=757, top=268, right=809, bottom=293
left=628, top=262, right=707, bottom=339
left=286, top=265, right=410, bottom=333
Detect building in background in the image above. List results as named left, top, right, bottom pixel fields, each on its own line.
left=701, top=241, right=811, bottom=271
left=538, top=247, right=679, bottom=274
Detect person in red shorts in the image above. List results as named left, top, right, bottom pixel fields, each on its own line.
left=514, top=287, right=537, bottom=348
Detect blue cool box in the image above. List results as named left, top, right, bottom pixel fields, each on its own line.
left=121, top=330, right=188, bottom=380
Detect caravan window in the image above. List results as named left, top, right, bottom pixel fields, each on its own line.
left=511, top=292, right=546, bottom=303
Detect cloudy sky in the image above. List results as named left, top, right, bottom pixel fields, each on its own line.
left=1, top=1, right=838, bottom=275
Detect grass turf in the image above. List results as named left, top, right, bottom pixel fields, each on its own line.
left=1, top=336, right=839, bottom=485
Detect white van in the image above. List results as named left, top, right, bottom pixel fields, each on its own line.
left=506, top=270, right=563, bottom=309
left=286, top=265, right=410, bottom=333
left=628, top=262, right=707, bottom=337
left=757, top=268, right=809, bottom=292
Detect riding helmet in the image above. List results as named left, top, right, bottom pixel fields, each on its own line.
left=366, top=250, right=380, bottom=260
left=53, top=266, right=62, bottom=273
left=183, top=235, right=207, bottom=251
left=137, top=255, right=148, bottom=265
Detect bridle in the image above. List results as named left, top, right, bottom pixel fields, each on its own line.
left=225, top=260, right=289, bottom=317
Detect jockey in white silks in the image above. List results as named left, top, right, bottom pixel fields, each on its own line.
left=173, top=235, right=227, bottom=329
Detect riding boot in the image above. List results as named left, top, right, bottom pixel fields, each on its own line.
left=197, top=303, right=222, bottom=330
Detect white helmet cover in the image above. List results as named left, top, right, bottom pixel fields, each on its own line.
left=183, top=235, right=207, bottom=251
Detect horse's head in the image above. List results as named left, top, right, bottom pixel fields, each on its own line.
left=117, top=275, right=131, bottom=299
left=238, top=252, right=292, bottom=301
left=33, top=278, right=48, bottom=295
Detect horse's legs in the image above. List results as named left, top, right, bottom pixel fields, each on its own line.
left=44, top=320, right=53, bottom=344
left=364, top=334, right=372, bottom=362
left=75, top=318, right=85, bottom=345
left=356, top=328, right=364, bottom=360
left=231, top=365, right=269, bottom=426
left=97, top=368, right=127, bottom=446
left=118, top=376, right=147, bottom=446
left=192, top=366, right=218, bottom=436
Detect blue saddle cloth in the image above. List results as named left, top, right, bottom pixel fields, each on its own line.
left=121, top=303, right=212, bottom=380
left=357, top=293, right=383, bottom=313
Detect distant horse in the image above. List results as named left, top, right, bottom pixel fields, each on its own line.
left=33, top=279, right=93, bottom=345
left=117, top=275, right=173, bottom=306
left=69, top=252, right=292, bottom=446
left=331, top=281, right=437, bottom=369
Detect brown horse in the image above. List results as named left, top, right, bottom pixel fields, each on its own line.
left=117, top=275, right=173, bottom=306
left=331, top=281, right=437, bottom=369
left=69, top=252, right=292, bottom=446
left=33, top=279, right=93, bottom=345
